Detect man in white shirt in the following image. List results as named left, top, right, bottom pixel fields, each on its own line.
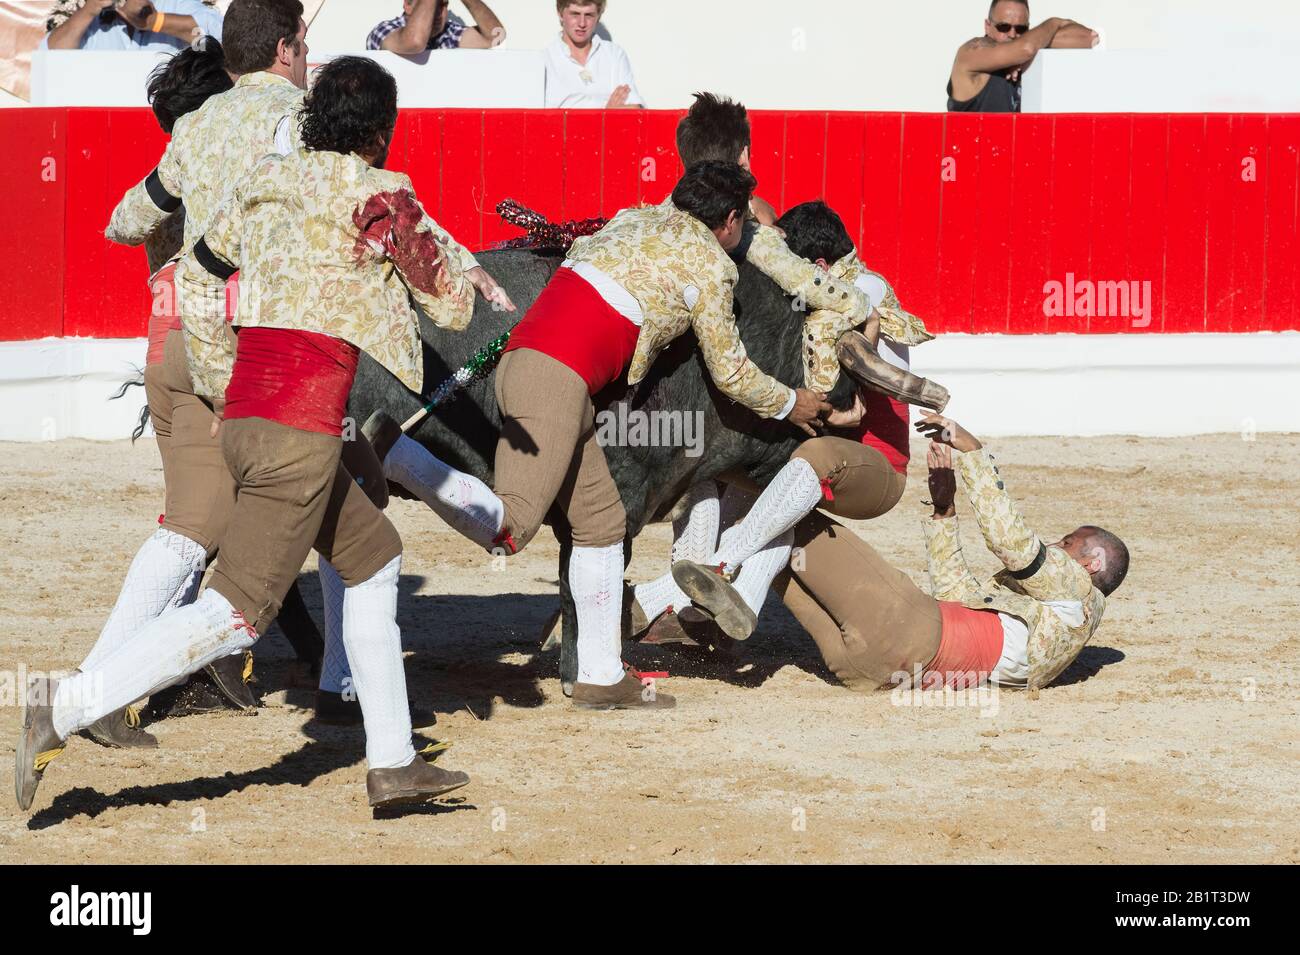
left=44, top=0, right=222, bottom=51
left=544, top=0, right=642, bottom=109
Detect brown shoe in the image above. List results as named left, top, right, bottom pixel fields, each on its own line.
left=836, top=330, right=949, bottom=412
left=83, top=704, right=157, bottom=749
left=313, top=690, right=436, bottom=729
left=16, top=676, right=65, bottom=811
left=205, top=651, right=257, bottom=711
left=626, top=587, right=649, bottom=638
left=640, top=610, right=699, bottom=646
left=362, top=411, right=404, bottom=464
left=572, top=671, right=676, bottom=710
left=367, top=757, right=469, bottom=808
left=670, top=561, right=757, bottom=641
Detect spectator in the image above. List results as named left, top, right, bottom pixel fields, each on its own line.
left=366, top=0, right=505, bottom=53
left=947, top=0, right=1097, bottom=112
left=44, top=0, right=223, bottom=51
left=544, top=0, right=642, bottom=109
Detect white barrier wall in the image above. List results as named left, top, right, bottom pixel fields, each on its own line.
left=22, top=1, right=1300, bottom=111
left=311, top=0, right=1300, bottom=111
left=4, top=333, right=1296, bottom=442
left=1021, top=49, right=1300, bottom=112
left=31, top=48, right=544, bottom=108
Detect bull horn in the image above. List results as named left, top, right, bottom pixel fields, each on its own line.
left=835, top=330, right=950, bottom=413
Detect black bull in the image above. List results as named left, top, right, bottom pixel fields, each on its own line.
left=344, top=249, right=858, bottom=689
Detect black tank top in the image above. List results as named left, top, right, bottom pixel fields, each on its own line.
left=947, top=72, right=1021, bottom=113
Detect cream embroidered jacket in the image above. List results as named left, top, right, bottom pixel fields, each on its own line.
left=176, top=149, right=477, bottom=399
left=923, top=448, right=1107, bottom=689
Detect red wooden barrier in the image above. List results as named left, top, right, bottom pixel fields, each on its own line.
left=3, top=108, right=1298, bottom=342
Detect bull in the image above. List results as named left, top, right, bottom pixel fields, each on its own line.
left=343, top=247, right=871, bottom=692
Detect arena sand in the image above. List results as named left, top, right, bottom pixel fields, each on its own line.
left=1, top=434, right=1296, bottom=864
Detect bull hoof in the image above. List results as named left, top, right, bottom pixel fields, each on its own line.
left=836, top=330, right=949, bottom=412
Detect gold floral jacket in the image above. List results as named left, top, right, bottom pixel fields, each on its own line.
left=568, top=201, right=793, bottom=418
left=176, top=149, right=476, bottom=399
left=923, top=448, right=1107, bottom=690
left=106, top=72, right=306, bottom=258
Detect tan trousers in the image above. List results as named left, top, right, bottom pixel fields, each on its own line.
left=144, top=328, right=235, bottom=557
left=791, top=436, right=906, bottom=522
left=774, top=511, right=941, bottom=691
left=493, top=348, right=626, bottom=549
left=208, top=417, right=402, bottom=634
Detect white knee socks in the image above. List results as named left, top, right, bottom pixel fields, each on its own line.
left=81, top=528, right=207, bottom=673
left=570, top=543, right=626, bottom=686
left=712, top=458, right=822, bottom=575
left=731, top=530, right=794, bottom=615
left=384, top=434, right=504, bottom=550
left=633, top=481, right=723, bottom=621
left=52, top=588, right=255, bottom=739
left=317, top=558, right=352, bottom=696
left=671, top=481, right=721, bottom=563
left=341, top=555, right=415, bottom=770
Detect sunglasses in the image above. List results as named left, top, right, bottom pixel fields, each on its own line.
left=993, top=22, right=1030, bottom=35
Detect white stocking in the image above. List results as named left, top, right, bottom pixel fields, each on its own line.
left=52, top=589, right=254, bottom=739
left=384, top=434, right=503, bottom=550
left=341, top=555, right=415, bottom=770
left=712, top=458, right=821, bottom=575
left=570, top=543, right=625, bottom=686
left=317, top=558, right=352, bottom=695
left=80, top=528, right=207, bottom=673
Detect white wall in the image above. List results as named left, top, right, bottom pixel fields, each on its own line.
left=308, top=0, right=1300, bottom=111
left=5, top=333, right=1297, bottom=441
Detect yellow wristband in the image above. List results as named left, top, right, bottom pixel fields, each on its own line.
left=150, top=10, right=166, bottom=33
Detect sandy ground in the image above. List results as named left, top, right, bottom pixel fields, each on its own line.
left=0, top=433, right=1297, bottom=865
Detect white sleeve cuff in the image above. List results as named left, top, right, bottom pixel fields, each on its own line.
left=773, top=387, right=797, bottom=420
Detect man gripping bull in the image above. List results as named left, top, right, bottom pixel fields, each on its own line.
left=364, top=161, right=833, bottom=711
left=18, top=57, right=480, bottom=813
left=631, top=199, right=943, bottom=643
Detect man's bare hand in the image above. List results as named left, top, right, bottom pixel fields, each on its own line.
left=926, top=441, right=957, bottom=518
left=788, top=388, right=832, bottom=437
left=825, top=391, right=864, bottom=429
left=914, top=412, right=982, bottom=453
left=465, top=266, right=516, bottom=312
left=606, top=85, right=630, bottom=108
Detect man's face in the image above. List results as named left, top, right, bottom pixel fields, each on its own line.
left=560, top=3, right=601, bottom=46
left=1051, top=527, right=1104, bottom=575
left=985, top=1, right=1029, bottom=43
left=284, top=18, right=309, bottom=89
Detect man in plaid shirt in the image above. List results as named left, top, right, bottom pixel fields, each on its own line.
left=367, top=0, right=505, bottom=52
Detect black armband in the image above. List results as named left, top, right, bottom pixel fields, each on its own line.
left=145, top=169, right=182, bottom=213
left=193, top=237, right=237, bottom=281
left=1007, top=542, right=1047, bottom=580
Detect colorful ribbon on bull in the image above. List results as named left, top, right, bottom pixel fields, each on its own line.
left=402, top=200, right=608, bottom=427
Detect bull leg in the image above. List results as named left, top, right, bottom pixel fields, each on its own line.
left=557, top=533, right=578, bottom=696
left=274, top=579, right=325, bottom=684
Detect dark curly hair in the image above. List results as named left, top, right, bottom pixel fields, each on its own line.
left=670, top=160, right=756, bottom=230
left=146, top=37, right=233, bottom=134
left=676, top=92, right=751, bottom=167
left=775, top=200, right=855, bottom=265
left=299, top=56, right=398, bottom=158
